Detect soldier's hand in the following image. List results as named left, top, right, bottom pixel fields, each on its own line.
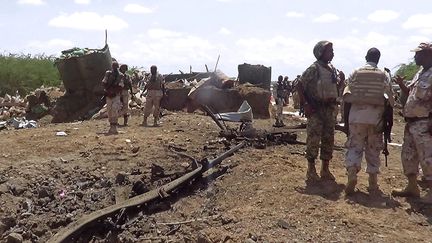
left=304, top=103, right=314, bottom=118
left=393, top=75, right=406, bottom=85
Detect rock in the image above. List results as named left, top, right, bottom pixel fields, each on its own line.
left=245, top=239, right=256, bottom=243
left=6, top=233, right=23, bottom=243
left=277, top=219, right=291, bottom=229
left=115, top=172, right=127, bottom=185
left=38, top=187, right=53, bottom=199
left=0, top=221, right=8, bottom=235
left=1, top=216, right=17, bottom=228
left=197, top=233, right=212, bottom=243
left=131, top=146, right=140, bottom=154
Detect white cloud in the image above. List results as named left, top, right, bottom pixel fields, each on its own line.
left=407, top=35, right=430, bottom=44
left=402, top=14, right=432, bottom=31
left=285, top=11, right=304, bottom=18
left=147, top=28, right=182, bottom=39
left=123, top=4, right=154, bottom=14
left=218, top=27, right=231, bottom=35
left=27, top=38, right=74, bottom=49
left=313, top=13, right=340, bottom=23
left=402, top=14, right=432, bottom=35
left=368, top=10, right=399, bottom=23
left=74, top=0, right=90, bottom=5
left=49, top=12, right=128, bottom=31
left=17, top=0, right=45, bottom=5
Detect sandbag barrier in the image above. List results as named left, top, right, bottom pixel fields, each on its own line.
left=48, top=142, right=246, bottom=243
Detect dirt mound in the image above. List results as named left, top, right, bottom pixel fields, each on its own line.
left=236, top=84, right=271, bottom=118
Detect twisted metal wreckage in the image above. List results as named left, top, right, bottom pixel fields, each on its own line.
left=48, top=103, right=345, bottom=242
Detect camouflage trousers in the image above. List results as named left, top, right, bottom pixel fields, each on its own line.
left=402, top=119, right=432, bottom=180
left=306, top=104, right=336, bottom=161
left=276, top=98, right=284, bottom=122
left=292, top=92, right=300, bottom=109
left=345, top=123, right=382, bottom=174
left=144, top=90, right=163, bottom=119
left=120, top=90, right=129, bottom=116
left=106, top=95, right=122, bottom=124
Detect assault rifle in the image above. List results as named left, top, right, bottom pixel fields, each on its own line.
left=382, top=94, right=393, bottom=167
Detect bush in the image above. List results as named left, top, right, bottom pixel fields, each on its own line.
left=0, top=53, right=62, bottom=96
left=395, top=61, right=420, bottom=81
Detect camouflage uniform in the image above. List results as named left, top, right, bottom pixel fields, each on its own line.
left=401, top=66, right=432, bottom=180
left=121, top=73, right=132, bottom=117
left=102, top=70, right=124, bottom=133
left=275, top=81, right=285, bottom=126
left=143, top=73, right=164, bottom=126
left=301, top=60, right=339, bottom=161
left=344, top=62, right=393, bottom=174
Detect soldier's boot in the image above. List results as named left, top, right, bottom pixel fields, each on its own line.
left=123, top=115, right=128, bottom=126
left=391, top=174, right=420, bottom=198
left=107, top=124, right=118, bottom=135
left=153, top=117, right=159, bottom=127
left=367, top=173, right=380, bottom=192
left=141, top=117, right=148, bottom=127
left=320, top=160, right=335, bottom=181
left=306, top=160, right=320, bottom=181
left=345, top=167, right=357, bottom=195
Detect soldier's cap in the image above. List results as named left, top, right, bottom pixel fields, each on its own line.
left=119, top=63, right=128, bottom=68
left=313, top=40, right=333, bottom=60
left=411, top=42, right=432, bottom=52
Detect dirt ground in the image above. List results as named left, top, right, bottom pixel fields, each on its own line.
left=0, top=103, right=431, bottom=243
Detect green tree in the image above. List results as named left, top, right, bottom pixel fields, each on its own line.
left=395, top=61, right=420, bottom=81
left=0, top=53, right=62, bottom=96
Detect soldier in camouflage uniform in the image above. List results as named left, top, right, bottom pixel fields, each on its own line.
left=142, top=65, right=165, bottom=127
left=343, top=48, right=394, bottom=195
left=297, top=40, right=345, bottom=181
left=119, top=64, right=133, bottom=126
left=274, top=75, right=285, bottom=127
left=392, top=42, right=432, bottom=204
left=102, top=61, right=124, bottom=134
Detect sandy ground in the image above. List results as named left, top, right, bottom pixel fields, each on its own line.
left=0, top=103, right=431, bottom=243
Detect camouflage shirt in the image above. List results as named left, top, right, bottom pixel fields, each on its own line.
left=300, top=60, right=339, bottom=102
left=404, top=66, right=432, bottom=118
left=122, top=73, right=132, bottom=91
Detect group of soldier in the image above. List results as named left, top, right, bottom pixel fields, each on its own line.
left=100, top=40, right=432, bottom=204
left=297, top=40, right=432, bottom=204
left=101, top=62, right=165, bottom=134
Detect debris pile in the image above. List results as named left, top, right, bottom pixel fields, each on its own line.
left=0, top=87, right=63, bottom=130
left=161, top=67, right=271, bottom=118
left=51, top=44, right=112, bottom=123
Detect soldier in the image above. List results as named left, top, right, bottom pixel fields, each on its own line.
left=291, top=75, right=302, bottom=113
left=119, top=64, right=133, bottom=126
left=142, top=65, right=165, bottom=127
left=297, top=40, right=345, bottom=181
left=283, top=76, right=291, bottom=106
left=102, top=61, right=124, bottom=134
left=391, top=42, right=432, bottom=204
left=343, top=48, right=394, bottom=195
left=274, top=75, right=285, bottom=127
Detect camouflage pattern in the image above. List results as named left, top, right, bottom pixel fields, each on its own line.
left=300, top=60, right=339, bottom=102
left=403, top=67, right=432, bottom=118
left=276, top=97, right=284, bottom=123
left=120, top=90, right=130, bottom=116
left=106, top=96, right=122, bottom=124
left=144, top=90, right=163, bottom=119
left=345, top=123, right=383, bottom=174
left=401, top=119, right=432, bottom=180
left=305, top=104, right=336, bottom=161
left=401, top=65, right=432, bottom=180
left=313, top=40, right=332, bottom=60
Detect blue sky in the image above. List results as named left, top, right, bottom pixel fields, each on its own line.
left=1, top=0, right=431, bottom=80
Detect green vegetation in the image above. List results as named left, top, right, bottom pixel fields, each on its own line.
left=0, top=53, right=62, bottom=96
left=395, top=61, right=420, bottom=81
